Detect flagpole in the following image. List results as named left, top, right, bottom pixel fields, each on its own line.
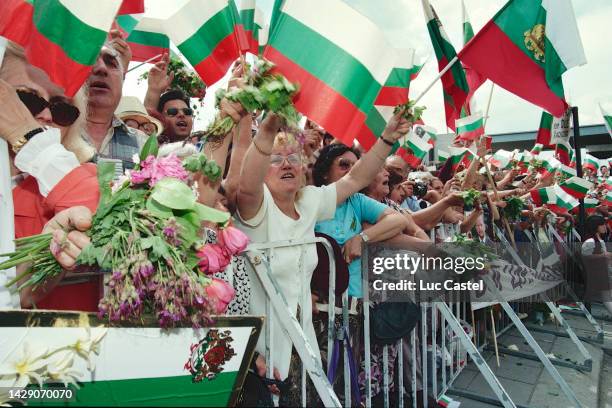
left=412, top=56, right=459, bottom=105
left=483, top=83, right=495, bottom=128
left=126, top=54, right=163, bottom=73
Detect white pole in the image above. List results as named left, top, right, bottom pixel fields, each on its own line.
left=412, top=56, right=459, bottom=105
left=126, top=54, right=164, bottom=73
left=483, top=82, right=495, bottom=129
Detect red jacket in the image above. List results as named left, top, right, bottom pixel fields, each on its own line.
left=13, top=164, right=101, bottom=312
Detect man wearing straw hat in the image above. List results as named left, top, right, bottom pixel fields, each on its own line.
left=116, top=96, right=163, bottom=137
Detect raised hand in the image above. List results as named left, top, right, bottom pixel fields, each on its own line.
left=382, top=109, right=412, bottom=142
left=147, top=52, right=174, bottom=93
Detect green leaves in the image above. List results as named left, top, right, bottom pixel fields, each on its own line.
left=139, top=134, right=159, bottom=163
left=459, top=188, right=482, bottom=208
left=97, top=161, right=117, bottom=206
left=141, top=236, right=171, bottom=261
left=394, top=100, right=427, bottom=123
left=193, top=203, right=230, bottom=226
left=150, top=178, right=196, bottom=210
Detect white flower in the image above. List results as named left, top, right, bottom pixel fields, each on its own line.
left=0, top=342, right=48, bottom=388
left=47, top=352, right=82, bottom=388
left=70, top=326, right=107, bottom=371
left=132, top=153, right=141, bottom=165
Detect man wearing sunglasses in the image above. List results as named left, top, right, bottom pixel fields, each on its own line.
left=156, top=89, right=194, bottom=144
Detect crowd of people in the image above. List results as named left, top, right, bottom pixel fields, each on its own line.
left=1, top=32, right=611, bottom=407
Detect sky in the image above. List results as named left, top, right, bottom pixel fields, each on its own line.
left=123, top=0, right=611, bottom=136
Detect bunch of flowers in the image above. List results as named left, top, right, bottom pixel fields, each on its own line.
left=502, top=196, right=525, bottom=221
left=393, top=99, right=427, bottom=123
left=0, top=137, right=249, bottom=328
left=204, top=58, right=301, bottom=146
left=459, top=188, right=482, bottom=208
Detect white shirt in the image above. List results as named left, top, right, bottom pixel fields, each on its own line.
left=582, top=238, right=608, bottom=255
left=1, top=129, right=79, bottom=308
left=236, top=183, right=337, bottom=378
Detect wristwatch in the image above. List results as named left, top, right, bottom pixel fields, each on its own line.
left=359, top=231, right=370, bottom=242
left=11, top=127, right=45, bottom=154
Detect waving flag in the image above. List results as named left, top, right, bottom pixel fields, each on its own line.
left=458, top=0, right=586, bottom=117
left=0, top=0, right=123, bottom=96
left=117, top=0, right=143, bottom=16
left=422, top=0, right=469, bottom=131
left=461, top=0, right=485, bottom=112
left=455, top=111, right=484, bottom=142
left=238, top=0, right=265, bottom=55
left=600, top=102, right=612, bottom=138
left=560, top=176, right=593, bottom=199
left=163, top=0, right=246, bottom=86
left=263, top=0, right=395, bottom=146
left=118, top=16, right=169, bottom=62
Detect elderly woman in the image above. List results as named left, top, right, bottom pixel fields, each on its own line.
left=235, top=111, right=411, bottom=384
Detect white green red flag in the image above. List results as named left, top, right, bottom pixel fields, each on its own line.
left=530, top=186, right=555, bottom=207
left=461, top=0, right=485, bottom=112
left=553, top=184, right=579, bottom=210
left=449, top=146, right=474, bottom=171
left=455, top=111, right=484, bottom=142
left=237, top=0, right=265, bottom=55
left=535, top=111, right=554, bottom=147
left=603, top=191, right=612, bottom=206
left=555, top=140, right=572, bottom=166
left=600, top=102, right=612, bottom=139
left=422, top=0, right=469, bottom=131
left=490, top=149, right=513, bottom=169
left=263, top=0, right=396, bottom=146
left=0, top=0, right=122, bottom=97
left=163, top=0, right=247, bottom=86
left=584, top=197, right=598, bottom=211
left=559, top=176, right=593, bottom=199
left=530, top=143, right=544, bottom=155
left=583, top=154, right=599, bottom=173
left=438, top=149, right=449, bottom=163
left=458, top=0, right=586, bottom=117
left=557, top=163, right=576, bottom=180
left=402, top=133, right=432, bottom=168
left=117, top=16, right=169, bottom=62
left=374, top=48, right=423, bottom=106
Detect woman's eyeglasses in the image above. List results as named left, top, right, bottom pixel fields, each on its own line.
left=270, top=153, right=301, bottom=167
left=165, top=108, right=194, bottom=117
left=17, top=89, right=80, bottom=126
left=124, top=119, right=158, bottom=134
left=337, top=158, right=355, bottom=170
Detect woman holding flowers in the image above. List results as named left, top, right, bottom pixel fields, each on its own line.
left=235, top=109, right=411, bottom=386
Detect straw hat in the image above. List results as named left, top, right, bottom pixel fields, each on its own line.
left=115, top=96, right=164, bottom=135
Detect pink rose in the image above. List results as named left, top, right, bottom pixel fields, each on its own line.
left=149, top=154, right=189, bottom=186
left=218, top=226, right=249, bottom=255
left=197, top=244, right=231, bottom=274
left=206, top=278, right=235, bottom=314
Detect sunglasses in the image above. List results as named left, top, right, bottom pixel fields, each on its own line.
left=165, top=107, right=194, bottom=117
left=270, top=153, right=301, bottom=167
left=17, top=89, right=80, bottom=126
left=337, top=158, right=355, bottom=170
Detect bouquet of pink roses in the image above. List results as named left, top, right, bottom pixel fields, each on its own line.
left=0, top=136, right=249, bottom=328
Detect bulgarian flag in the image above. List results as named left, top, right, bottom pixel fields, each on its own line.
left=449, top=146, right=474, bottom=171
left=458, top=0, right=586, bottom=117
left=264, top=0, right=396, bottom=146
left=490, top=149, right=513, bottom=169
left=600, top=102, right=612, bottom=138
left=535, top=111, right=554, bottom=147
left=455, top=111, right=484, bottom=142
left=554, top=184, right=579, bottom=210
left=560, top=176, right=593, bottom=199
left=538, top=156, right=560, bottom=176
left=530, top=186, right=555, bottom=207
left=555, top=140, right=572, bottom=166
left=461, top=0, right=485, bottom=111
left=422, top=0, right=469, bottom=131
left=374, top=48, right=423, bottom=106
left=603, top=191, right=612, bottom=206
left=117, top=16, right=169, bottom=62
left=583, top=154, right=599, bottom=173
left=237, top=0, right=265, bottom=55
left=401, top=133, right=432, bottom=168
left=584, top=197, right=599, bottom=213
left=0, top=0, right=122, bottom=97
left=557, top=163, right=576, bottom=180
left=163, top=0, right=247, bottom=86
left=438, top=149, right=449, bottom=163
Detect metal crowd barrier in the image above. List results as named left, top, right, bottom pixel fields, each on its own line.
left=241, top=220, right=597, bottom=407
